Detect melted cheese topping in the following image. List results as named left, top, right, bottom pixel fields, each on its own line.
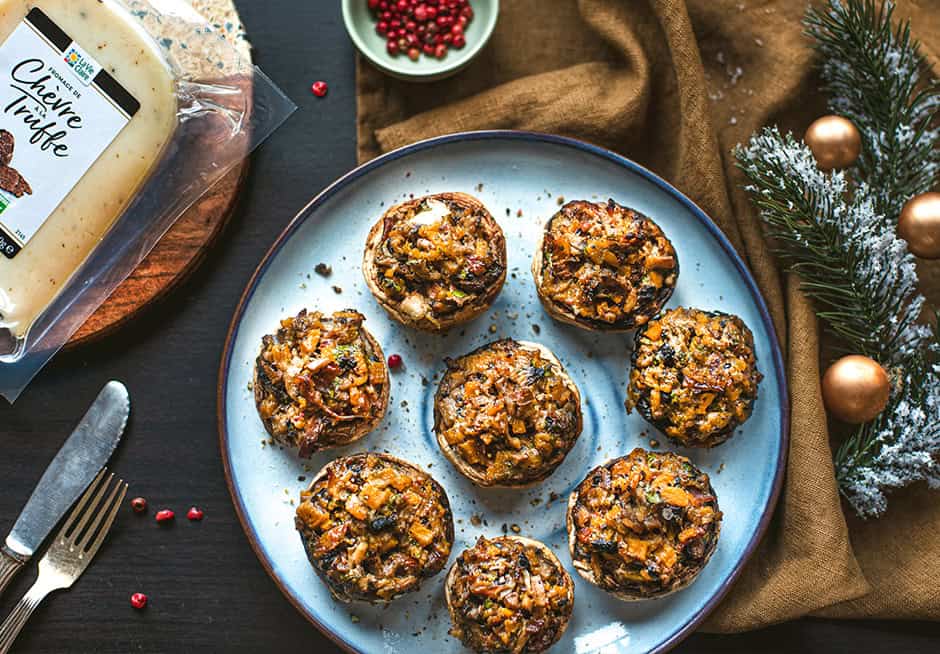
left=0, top=0, right=177, bottom=339
left=408, top=198, right=450, bottom=226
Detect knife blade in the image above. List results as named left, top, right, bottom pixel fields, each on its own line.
left=0, top=380, right=129, bottom=595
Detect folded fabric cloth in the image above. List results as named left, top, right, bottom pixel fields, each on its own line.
left=356, top=0, right=940, bottom=631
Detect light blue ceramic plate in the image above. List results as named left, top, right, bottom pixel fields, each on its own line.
left=218, top=131, right=788, bottom=654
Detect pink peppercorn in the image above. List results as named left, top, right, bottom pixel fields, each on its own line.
left=130, top=593, right=148, bottom=610
left=369, top=0, right=473, bottom=61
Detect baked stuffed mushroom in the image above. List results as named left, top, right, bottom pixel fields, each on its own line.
left=295, top=453, right=455, bottom=603
left=363, top=192, right=507, bottom=332
left=532, top=199, right=678, bottom=332
left=254, top=309, right=389, bottom=457
left=567, top=449, right=721, bottom=600
left=625, top=307, right=761, bottom=447
left=446, top=536, right=574, bottom=653
left=434, top=339, right=582, bottom=487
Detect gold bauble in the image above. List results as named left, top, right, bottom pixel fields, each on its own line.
left=898, top=192, right=940, bottom=259
left=821, top=355, right=890, bottom=424
left=804, top=115, right=862, bottom=171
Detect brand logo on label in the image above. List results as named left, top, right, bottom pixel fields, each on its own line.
left=63, top=42, right=98, bottom=85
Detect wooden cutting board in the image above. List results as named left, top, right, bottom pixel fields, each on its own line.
left=68, top=0, right=252, bottom=347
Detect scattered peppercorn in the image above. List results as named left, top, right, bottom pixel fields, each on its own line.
left=155, top=509, right=175, bottom=524
left=130, top=497, right=147, bottom=514
left=130, top=593, right=148, bottom=610
left=314, top=262, right=332, bottom=276
left=311, top=80, right=328, bottom=97
left=388, top=353, right=403, bottom=369
left=187, top=507, right=204, bottom=521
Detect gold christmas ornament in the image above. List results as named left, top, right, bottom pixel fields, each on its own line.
left=804, top=115, right=862, bottom=171
left=898, top=192, right=940, bottom=259
left=821, top=354, right=890, bottom=424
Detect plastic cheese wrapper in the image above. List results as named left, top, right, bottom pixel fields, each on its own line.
left=0, top=0, right=295, bottom=401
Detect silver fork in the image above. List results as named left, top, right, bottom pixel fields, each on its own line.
left=0, top=468, right=127, bottom=654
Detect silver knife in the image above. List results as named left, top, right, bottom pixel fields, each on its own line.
left=0, top=380, right=129, bottom=596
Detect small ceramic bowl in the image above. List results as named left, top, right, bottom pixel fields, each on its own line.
left=342, top=0, right=499, bottom=82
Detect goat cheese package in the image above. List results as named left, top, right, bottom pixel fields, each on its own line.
left=0, top=8, right=147, bottom=255
left=0, top=0, right=295, bottom=401
left=0, top=0, right=176, bottom=340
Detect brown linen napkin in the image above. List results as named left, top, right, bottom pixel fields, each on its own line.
left=357, top=0, right=940, bottom=631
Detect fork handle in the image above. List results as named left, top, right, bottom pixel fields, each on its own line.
left=0, top=547, right=24, bottom=598
left=0, top=581, right=48, bottom=654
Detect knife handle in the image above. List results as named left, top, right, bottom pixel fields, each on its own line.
left=0, top=546, right=24, bottom=597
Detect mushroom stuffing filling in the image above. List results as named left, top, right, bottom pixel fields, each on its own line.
left=435, top=340, right=582, bottom=485
left=570, top=449, right=721, bottom=597
left=255, top=310, right=386, bottom=457
left=536, top=199, right=677, bottom=328
left=626, top=308, right=761, bottom=446
left=449, top=537, right=573, bottom=653
left=371, top=196, right=505, bottom=326
left=295, top=454, right=453, bottom=602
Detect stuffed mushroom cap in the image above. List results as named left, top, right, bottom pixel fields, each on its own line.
left=363, top=192, right=507, bottom=332
left=445, top=535, right=574, bottom=653
left=295, top=453, right=454, bottom=603
left=254, top=309, right=389, bottom=457
left=532, top=199, right=678, bottom=332
left=434, top=339, right=583, bottom=487
left=566, top=449, right=721, bottom=600
left=625, top=307, right=762, bottom=447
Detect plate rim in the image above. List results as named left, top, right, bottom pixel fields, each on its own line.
left=216, top=129, right=791, bottom=654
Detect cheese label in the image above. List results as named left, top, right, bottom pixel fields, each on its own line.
left=0, top=8, right=139, bottom=259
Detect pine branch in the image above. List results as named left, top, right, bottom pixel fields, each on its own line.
left=737, top=0, right=940, bottom=516
left=734, top=128, right=926, bottom=365
left=835, top=320, right=940, bottom=517
left=805, top=0, right=940, bottom=221
left=735, top=126, right=938, bottom=517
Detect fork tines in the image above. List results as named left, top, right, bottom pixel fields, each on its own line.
left=53, top=468, right=127, bottom=562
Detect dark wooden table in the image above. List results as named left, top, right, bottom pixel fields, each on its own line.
left=1, top=2, right=938, bottom=652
